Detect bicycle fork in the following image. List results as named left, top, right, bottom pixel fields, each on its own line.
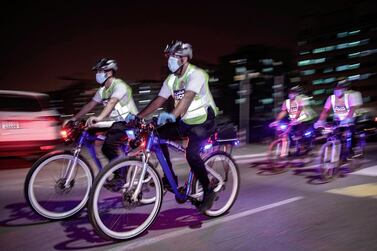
left=131, top=151, right=151, bottom=202
left=63, top=146, right=82, bottom=188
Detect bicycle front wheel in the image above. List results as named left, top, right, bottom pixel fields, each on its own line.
left=267, top=139, right=288, bottom=173
left=318, top=142, right=339, bottom=182
left=88, top=157, right=163, bottom=240
left=24, top=151, right=93, bottom=220
left=192, top=151, right=240, bottom=217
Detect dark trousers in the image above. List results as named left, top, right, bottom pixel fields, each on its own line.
left=157, top=108, right=216, bottom=192
left=102, top=121, right=127, bottom=161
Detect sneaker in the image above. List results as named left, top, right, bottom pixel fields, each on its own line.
left=162, top=175, right=178, bottom=192
left=198, top=188, right=217, bottom=213
left=104, top=173, right=124, bottom=192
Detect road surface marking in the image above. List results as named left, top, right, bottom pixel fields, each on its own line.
left=108, top=196, right=304, bottom=251
left=326, top=183, right=377, bottom=198
left=351, top=165, right=377, bottom=177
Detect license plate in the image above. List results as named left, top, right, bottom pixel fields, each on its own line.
left=1, top=121, right=20, bottom=129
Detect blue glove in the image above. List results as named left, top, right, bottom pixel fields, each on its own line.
left=340, top=118, right=354, bottom=126
left=157, top=112, right=176, bottom=126
left=313, top=120, right=325, bottom=129
left=125, top=113, right=137, bottom=123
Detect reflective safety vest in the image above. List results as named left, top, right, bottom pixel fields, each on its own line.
left=331, top=93, right=350, bottom=121
left=166, top=64, right=218, bottom=125
left=285, top=97, right=308, bottom=122
left=98, top=78, right=138, bottom=121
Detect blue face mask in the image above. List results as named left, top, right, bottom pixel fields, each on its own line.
left=289, top=93, right=297, bottom=100
left=334, top=89, right=344, bottom=98
left=96, top=72, right=107, bottom=84
left=168, top=56, right=182, bottom=73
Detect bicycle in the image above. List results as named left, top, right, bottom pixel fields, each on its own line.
left=24, top=120, right=142, bottom=220
left=316, top=122, right=365, bottom=182
left=87, top=118, right=240, bottom=240
left=265, top=121, right=315, bottom=173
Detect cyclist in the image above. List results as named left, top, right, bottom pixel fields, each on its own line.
left=269, top=85, right=316, bottom=148
left=63, top=58, right=138, bottom=169
left=314, top=79, right=363, bottom=128
left=314, top=79, right=363, bottom=159
left=130, top=40, right=218, bottom=212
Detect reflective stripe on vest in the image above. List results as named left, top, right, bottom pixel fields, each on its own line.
left=331, top=94, right=350, bottom=121
left=166, top=64, right=217, bottom=125
left=286, top=98, right=308, bottom=122
left=99, top=79, right=138, bottom=121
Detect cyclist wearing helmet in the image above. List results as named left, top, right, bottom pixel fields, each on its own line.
left=131, top=40, right=218, bottom=212
left=63, top=58, right=138, bottom=164
left=269, top=85, right=316, bottom=129
left=314, top=79, right=362, bottom=129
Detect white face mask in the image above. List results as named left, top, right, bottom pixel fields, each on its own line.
left=168, top=56, right=182, bottom=73
left=334, top=89, right=344, bottom=98
left=96, top=72, right=107, bottom=84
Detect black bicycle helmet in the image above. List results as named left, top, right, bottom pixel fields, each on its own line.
left=336, top=79, right=350, bottom=89
left=91, top=58, right=118, bottom=72
left=164, top=40, right=193, bottom=59
left=289, top=85, right=304, bottom=94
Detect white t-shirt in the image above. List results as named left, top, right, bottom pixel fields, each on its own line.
left=92, top=78, right=138, bottom=121
left=324, top=91, right=363, bottom=121
left=158, top=70, right=206, bottom=99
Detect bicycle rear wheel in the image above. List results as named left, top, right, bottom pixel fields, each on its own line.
left=24, top=151, right=93, bottom=220
left=191, top=151, right=240, bottom=217
left=88, top=157, right=163, bottom=240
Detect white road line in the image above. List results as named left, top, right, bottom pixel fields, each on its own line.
left=352, top=165, right=377, bottom=177
left=171, top=152, right=267, bottom=162
left=109, top=196, right=304, bottom=251
left=233, top=153, right=267, bottom=159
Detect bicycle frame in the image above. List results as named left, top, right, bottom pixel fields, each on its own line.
left=64, top=130, right=130, bottom=187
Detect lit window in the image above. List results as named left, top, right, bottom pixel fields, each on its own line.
left=337, top=30, right=360, bottom=38
left=312, top=46, right=335, bottom=54
left=301, top=69, right=315, bottom=75
left=260, top=98, right=274, bottom=105
left=349, top=30, right=361, bottom=35
left=337, top=31, right=348, bottom=38
left=235, top=66, right=247, bottom=74
left=298, top=58, right=326, bottom=66
left=299, top=51, right=310, bottom=55
left=298, top=60, right=311, bottom=66
left=336, top=63, right=360, bottom=72
left=262, top=67, right=273, bottom=73
left=312, top=89, right=326, bottom=95
left=348, top=74, right=360, bottom=81
left=348, top=52, right=361, bottom=58
left=312, top=79, right=324, bottom=85
left=336, top=43, right=348, bottom=49
left=323, top=77, right=336, bottom=84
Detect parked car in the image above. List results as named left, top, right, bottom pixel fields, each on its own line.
left=0, top=90, right=62, bottom=157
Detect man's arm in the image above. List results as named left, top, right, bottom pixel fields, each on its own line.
left=171, top=91, right=196, bottom=118
left=138, top=96, right=167, bottom=118
left=73, top=100, right=98, bottom=120
left=275, top=110, right=288, bottom=121
left=96, top=97, right=119, bottom=120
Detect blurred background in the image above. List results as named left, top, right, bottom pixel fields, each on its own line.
left=1, top=0, right=377, bottom=159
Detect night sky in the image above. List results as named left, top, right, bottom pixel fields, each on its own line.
left=1, top=0, right=351, bottom=92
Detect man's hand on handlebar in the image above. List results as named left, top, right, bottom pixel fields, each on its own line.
left=86, top=116, right=100, bottom=127
left=157, top=112, right=176, bottom=126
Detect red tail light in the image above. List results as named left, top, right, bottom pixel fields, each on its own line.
left=61, top=129, right=68, bottom=140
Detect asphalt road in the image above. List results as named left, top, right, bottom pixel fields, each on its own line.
left=0, top=143, right=376, bottom=251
